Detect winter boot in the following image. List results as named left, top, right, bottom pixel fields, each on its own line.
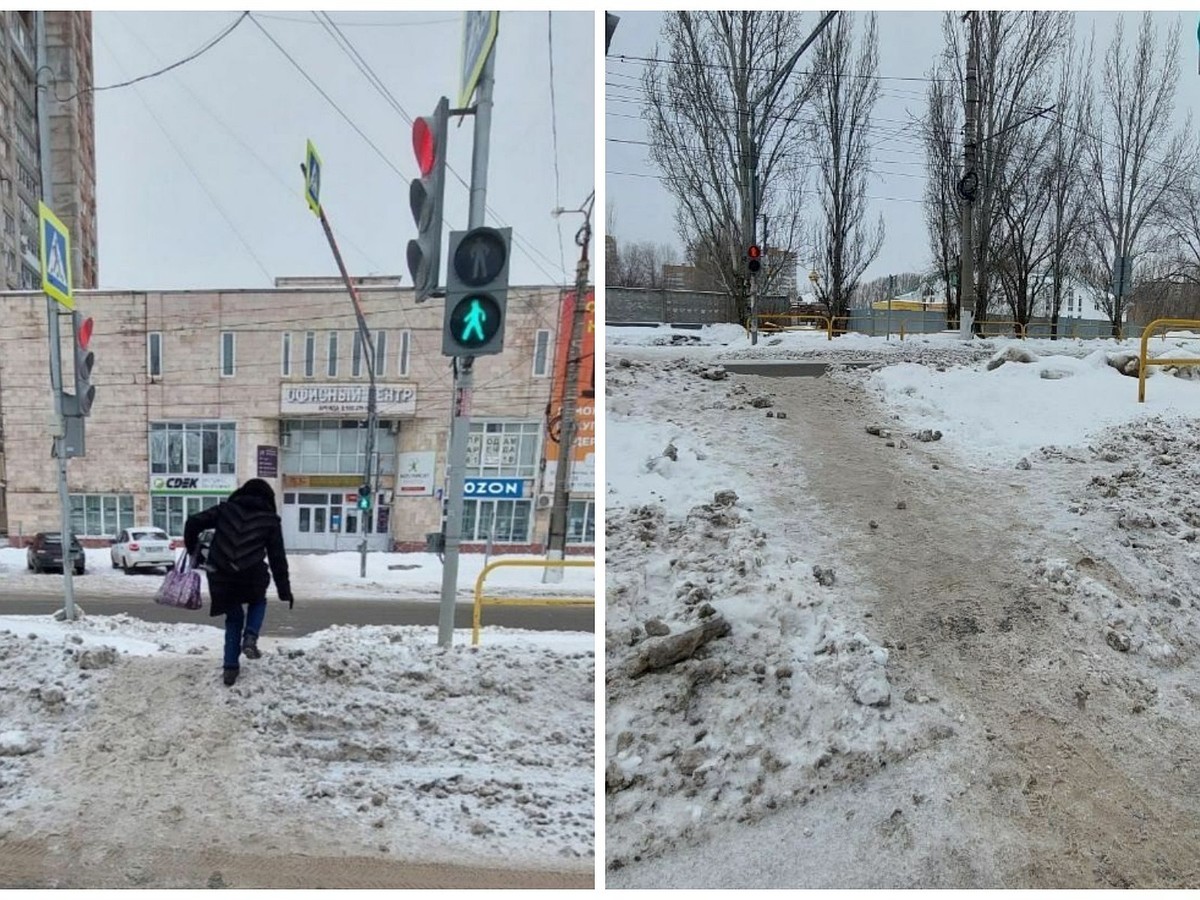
left=223, top=667, right=239, bottom=686
left=242, top=634, right=261, bottom=660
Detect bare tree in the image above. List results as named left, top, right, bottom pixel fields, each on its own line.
left=608, top=239, right=677, bottom=288
left=1166, top=175, right=1200, bottom=285
left=941, top=11, right=1072, bottom=330
left=807, top=12, right=883, bottom=323
left=922, top=61, right=962, bottom=325
left=642, top=11, right=814, bottom=322
left=993, top=122, right=1055, bottom=329
left=1042, top=37, right=1092, bottom=338
left=1084, top=13, right=1196, bottom=336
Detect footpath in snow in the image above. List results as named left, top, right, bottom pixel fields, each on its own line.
left=0, top=614, right=594, bottom=887
left=606, top=325, right=1200, bottom=888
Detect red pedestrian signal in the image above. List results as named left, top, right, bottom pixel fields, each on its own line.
left=747, top=244, right=762, bottom=273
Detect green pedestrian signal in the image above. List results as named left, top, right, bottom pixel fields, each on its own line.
left=442, top=226, right=511, bottom=357
left=357, top=484, right=371, bottom=510
left=449, top=295, right=502, bottom=348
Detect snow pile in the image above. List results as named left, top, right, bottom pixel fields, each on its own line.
left=604, top=357, right=948, bottom=869
left=859, top=347, right=1200, bottom=468
left=0, top=616, right=594, bottom=869
left=608, top=323, right=745, bottom=348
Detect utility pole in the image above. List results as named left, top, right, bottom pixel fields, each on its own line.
left=887, top=272, right=894, bottom=340
left=959, top=10, right=979, bottom=338
left=438, top=38, right=497, bottom=647
left=36, top=11, right=76, bottom=621
left=544, top=196, right=594, bottom=583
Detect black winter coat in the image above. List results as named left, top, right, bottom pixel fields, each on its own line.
left=183, top=495, right=293, bottom=617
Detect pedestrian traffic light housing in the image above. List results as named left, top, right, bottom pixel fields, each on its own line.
left=407, top=97, right=449, bottom=303
left=747, top=244, right=763, bottom=274
left=442, top=226, right=511, bottom=357
left=71, top=311, right=95, bottom=417
left=357, top=484, right=371, bottom=511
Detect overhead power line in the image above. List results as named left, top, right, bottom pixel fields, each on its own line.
left=52, top=11, right=249, bottom=103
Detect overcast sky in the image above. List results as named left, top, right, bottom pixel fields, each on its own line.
left=605, top=9, right=1200, bottom=284
left=91, top=10, right=594, bottom=291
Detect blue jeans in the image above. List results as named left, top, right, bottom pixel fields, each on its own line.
left=223, top=599, right=266, bottom=670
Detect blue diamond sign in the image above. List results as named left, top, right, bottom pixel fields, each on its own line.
left=38, top=202, right=73, bottom=310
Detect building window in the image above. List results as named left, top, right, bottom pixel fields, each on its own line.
left=567, top=498, right=595, bottom=544
left=327, top=331, right=339, bottom=377
left=69, top=494, right=134, bottom=537
left=150, top=422, right=236, bottom=475
left=3, top=213, right=11, bottom=236
left=533, top=329, right=551, bottom=377
left=352, top=330, right=365, bottom=378
left=220, top=331, right=235, bottom=377
left=280, top=419, right=395, bottom=476
left=462, top=499, right=533, bottom=543
left=147, top=332, right=162, bottom=377
left=304, top=331, right=315, bottom=378
left=374, top=330, right=387, bottom=377
left=466, top=421, right=541, bottom=478
left=398, top=329, right=411, bottom=376
left=152, top=494, right=223, bottom=538
left=281, top=332, right=291, bottom=376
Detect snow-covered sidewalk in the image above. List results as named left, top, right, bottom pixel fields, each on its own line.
left=0, top=613, right=594, bottom=882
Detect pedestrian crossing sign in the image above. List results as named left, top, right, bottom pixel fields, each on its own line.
left=38, top=202, right=73, bottom=310
left=304, top=139, right=322, bottom=217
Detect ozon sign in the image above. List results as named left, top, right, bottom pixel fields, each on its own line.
left=150, top=474, right=237, bottom=495
left=463, top=478, right=524, bottom=498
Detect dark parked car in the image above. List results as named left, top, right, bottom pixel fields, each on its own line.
left=26, top=532, right=85, bottom=575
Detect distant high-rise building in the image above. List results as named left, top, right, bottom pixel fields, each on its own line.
left=0, top=11, right=97, bottom=291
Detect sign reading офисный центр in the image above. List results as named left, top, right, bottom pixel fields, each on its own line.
left=280, top=384, right=417, bottom=416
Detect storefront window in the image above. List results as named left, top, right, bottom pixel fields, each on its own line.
left=280, top=420, right=395, bottom=475
left=462, top=499, right=533, bottom=543
left=466, top=421, right=541, bottom=478
left=150, top=422, right=236, bottom=475
left=69, top=494, right=134, bottom=537
left=567, top=499, right=595, bottom=545
left=152, top=495, right=222, bottom=536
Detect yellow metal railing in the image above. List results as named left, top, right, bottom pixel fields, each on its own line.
left=975, top=319, right=1027, bottom=339
left=472, top=558, right=595, bottom=645
left=1138, top=317, right=1200, bottom=403
left=745, top=313, right=833, bottom=341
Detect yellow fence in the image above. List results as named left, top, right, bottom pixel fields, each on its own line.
left=745, top=313, right=833, bottom=341
left=975, top=319, right=1028, bottom=339
left=1137, top=317, right=1200, bottom=403
left=472, top=558, right=595, bottom=645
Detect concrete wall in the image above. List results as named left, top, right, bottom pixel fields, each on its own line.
left=607, top=287, right=792, bottom=325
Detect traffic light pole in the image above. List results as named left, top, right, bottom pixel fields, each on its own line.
left=438, top=45, right=496, bottom=648
left=36, top=11, right=76, bottom=621
left=310, top=199, right=377, bottom=578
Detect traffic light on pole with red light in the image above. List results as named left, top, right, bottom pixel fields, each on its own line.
left=747, top=244, right=763, bottom=274
left=407, top=97, right=449, bottom=303
left=71, top=311, right=95, bottom=417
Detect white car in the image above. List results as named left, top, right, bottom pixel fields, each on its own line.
left=110, top=526, right=178, bottom=574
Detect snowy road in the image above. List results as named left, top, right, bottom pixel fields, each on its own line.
left=606, top=331, right=1200, bottom=888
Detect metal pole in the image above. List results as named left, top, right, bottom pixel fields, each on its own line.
left=311, top=203, right=376, bottom=578
left=960, top=11, right=979, bottom=338
left=36, top=12, right=76, bottom=621
left=887, top=273, right=894, bottom=340
left=439, top=42, right=496, bottom=647
left=544, top=221, right=591, bottom=583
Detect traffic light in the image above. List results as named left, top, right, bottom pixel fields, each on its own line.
left=747, top=244, right=763, bottom=274
left=442, top=226, right=511, bottom=357
left=407, top=97, right=449, bottom=303
left=72, top=311, right=95, bottom=417
left=357, top=484, right=371, bottom=511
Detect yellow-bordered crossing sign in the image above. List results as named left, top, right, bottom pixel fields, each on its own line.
left=38, top=202, right=73, bottom=310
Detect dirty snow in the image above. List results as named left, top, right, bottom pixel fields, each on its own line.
left=605, top=327, right=1200, bottom=888
left=0, top=614, right=594, bottom=874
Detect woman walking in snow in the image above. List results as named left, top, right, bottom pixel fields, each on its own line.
left=184, top=478, right=294, bottom=686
